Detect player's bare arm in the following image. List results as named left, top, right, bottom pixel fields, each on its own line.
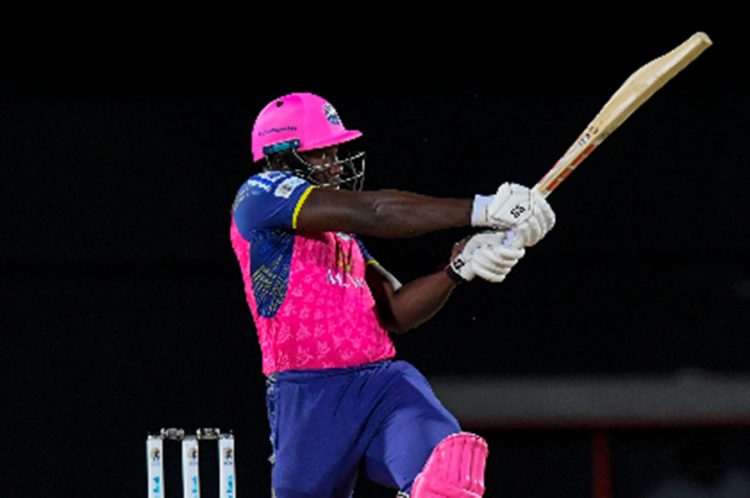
left=291, top=153, right=554, bottom=242
left=365, top=232, right=527, bottom=333
left=296, top=188, right=472, bottom=239
left=365, top=265, right=459, bottom=333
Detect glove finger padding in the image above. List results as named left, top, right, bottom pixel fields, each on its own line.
left=515, top=191, right=555, bottom=247
left=474, top=267, right=508, bottom=283
left=471, top=245, right=525, bottom=283
left=472, top=254, right=510, bottom=282
left=465, top=232, right=507, bottom=254
left=491, top=245, right=525, bottom=265
left=517, top=216, right=542, bottom=247
left=531, top=191, right=555, bottom=233
left=532, top=191, right=556, bottom=231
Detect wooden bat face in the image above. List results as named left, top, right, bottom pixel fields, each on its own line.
left=535, top=32, right=712, bottom=198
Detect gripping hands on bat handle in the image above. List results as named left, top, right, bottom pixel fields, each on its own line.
left=446, top=232, right=525, bottom=283
left=471, top=182, right=556, bottom=247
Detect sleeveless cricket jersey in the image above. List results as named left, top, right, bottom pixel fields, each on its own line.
left=230, top=171, right=396, bottom=376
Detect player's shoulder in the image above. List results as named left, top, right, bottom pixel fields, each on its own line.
left=240, top=170, right=304, bottom=194
left=233, top=170, right=311, bottom=209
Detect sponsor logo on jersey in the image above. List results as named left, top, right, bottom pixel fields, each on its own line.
left=326, top=269, right=366, bottom=288
left=247, top=179, right=272, bottom=193
left=244, top=171, right=287, bottom=195
left=325, top=240, right=363, bottom=287
left=257, top=171, right=286, bottom=182
left=274, top=176, right=306, bottom=199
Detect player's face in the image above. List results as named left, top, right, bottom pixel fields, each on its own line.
left=299, top=146, right=342, bottom=188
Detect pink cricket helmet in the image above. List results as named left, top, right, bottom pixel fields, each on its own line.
left=251, top=92, right=363, bottom=162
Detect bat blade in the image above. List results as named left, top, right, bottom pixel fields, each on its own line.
left=535, top=32, right=712, bottom=197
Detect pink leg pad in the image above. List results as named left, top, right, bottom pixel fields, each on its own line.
left=409, top=432, right=488, bottom=498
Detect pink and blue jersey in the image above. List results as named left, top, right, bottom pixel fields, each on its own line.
left=230, top=171, right=396, bottom=376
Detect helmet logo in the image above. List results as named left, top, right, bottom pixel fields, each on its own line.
left=257, top=125, right=297, bottom=137
left=323, top=104, right=342, bottom=125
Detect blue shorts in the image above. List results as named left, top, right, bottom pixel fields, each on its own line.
left=265, top=360, right=461, bottom=498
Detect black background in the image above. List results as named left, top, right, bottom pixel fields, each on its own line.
left=2, top=10, right=748, bottom=498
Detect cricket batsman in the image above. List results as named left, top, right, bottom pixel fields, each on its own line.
left=230, top=92, right=555, bottom=497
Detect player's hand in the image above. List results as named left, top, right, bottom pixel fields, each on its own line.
left=510, top=188, right=555, bottom=247
left=472, top=182, right=556, bottom=246
left=447, top=232, right=525, bottom=283
left=472, top=182, right=532, bottom=228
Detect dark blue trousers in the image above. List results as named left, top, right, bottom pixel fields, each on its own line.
left=265, top=360, right=461, bottom=497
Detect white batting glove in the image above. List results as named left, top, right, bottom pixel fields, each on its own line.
left=509, top=189, right=556, bottom=247
left=472, top=183, right=556, bottom=247
left=447, top=232, right=526, bottom=283
left=471, top=182, right=532, bottom=228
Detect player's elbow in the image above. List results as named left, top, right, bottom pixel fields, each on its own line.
left=370, top=191, right=419, bottom=238
left=384, top=320, right=407, bottom=334
left=370, top=192, right=397, bottom=224
left=375, top=306, right=416, bottom=334
left=381, top=316, right=423, bottom=335
left=384, top=323, right=411, bottom=335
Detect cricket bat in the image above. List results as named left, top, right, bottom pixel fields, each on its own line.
left=535, top=32, right=712, bottom=197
